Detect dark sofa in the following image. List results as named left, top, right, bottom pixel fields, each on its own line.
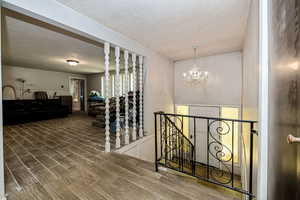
left=3, top=99, right=69, bottom=125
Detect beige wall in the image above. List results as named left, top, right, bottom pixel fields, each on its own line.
left=2, top=65, right=86, bottom=99
left=144, top=56, right=174, bottom=135
left=241, top=0, right=259, bottom=196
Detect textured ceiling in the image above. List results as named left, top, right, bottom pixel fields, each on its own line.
left=56, top=0, right=251, bottom=60
left=2, top=14, right=106, bottom=74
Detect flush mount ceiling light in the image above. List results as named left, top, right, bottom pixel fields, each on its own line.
left=182, top=47, right=208, bottom=84
left=66, top=59, right=79, bottom=66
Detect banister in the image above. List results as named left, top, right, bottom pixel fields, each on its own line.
left=164, top=115, right=194, bottom=147
left=156, top=112, right=258, bottom=124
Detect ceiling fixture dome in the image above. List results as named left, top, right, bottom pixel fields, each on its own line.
left=182, top=47, right=208, bottom=84
left=67, top=59, right=79, bottom=66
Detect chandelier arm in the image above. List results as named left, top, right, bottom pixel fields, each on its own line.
left=182, top=46, right=209, bottom=84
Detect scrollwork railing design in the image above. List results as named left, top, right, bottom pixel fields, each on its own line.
left=208, top=120, right=233, bottom=185
left=154, top=111, right=257, bottom=199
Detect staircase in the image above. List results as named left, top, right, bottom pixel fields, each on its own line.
left=156, top=114, right=195, bottom=175
left=154, top=111, right=258, bottom=200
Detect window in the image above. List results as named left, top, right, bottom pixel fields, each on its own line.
left=221, top=107, right=239, bottom=163
left=100, top=76, right=104, bottom=96
left=100, top=72, right=133, bottom=97
left=122, top=74, right=126, bottom=95
left=111, top=74, right=115, bottom=97
left=175, top=105, right=189, bottom=138
left=120, top=74, right=123, bottom=96
left=130, top=72, right=134, bottom=91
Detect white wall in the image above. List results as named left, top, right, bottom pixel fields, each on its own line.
left=241, top=0, right=259, bottom=197
left=242, top=1, right=259, bottom=122
left=116, top=135, right=155, bottom=162
left=2, top=65, right=86, bottom=99
left=174, top=52, right=242, bottom=106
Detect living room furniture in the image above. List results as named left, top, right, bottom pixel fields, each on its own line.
left=2, top=85, right=17, bottom=100
left=3, top=99, right=69, bottom=125
left=59, top=95, right=73, bottom=114
left=34, top=91, right=48, bottom=100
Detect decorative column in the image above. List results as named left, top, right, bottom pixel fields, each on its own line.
left=104, top=42, right=110, bottom=152
left=115, top=47, right=121, bottom=148
left=132, top=53, right=137, bottom=141
left=138, top=56, right=143, bottom=138
left=124, top=50, right=130, bottom=144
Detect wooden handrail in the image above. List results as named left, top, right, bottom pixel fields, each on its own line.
left=287, top=134, right=300, bottom=144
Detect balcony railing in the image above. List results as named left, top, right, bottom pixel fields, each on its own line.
left=154, top=111, right=258, bottom=199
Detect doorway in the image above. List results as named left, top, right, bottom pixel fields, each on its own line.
left=189, top=106, right=221, bottom=167
left=70, top=78, right=85, bottom=112
left=175, top=105, right=241, bottom=170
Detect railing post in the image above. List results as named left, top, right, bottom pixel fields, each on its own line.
left=164, top=115, right=168, bottom=165
left=193, top=117, right=196, bottom=176
left=115, top=46, right=121, bottom=149
left=181, top=116, right=184, bottom=171
left=206, top=119, right=210, bottom=179
left=132, top=53, right=137, bottom=141
left=249, top=122, right=254, bottom=200
left=124, top=50, right=129, bottom=145
left=160, top=113, right=163, bottom=159
left=139, top=55, right=144, bottom=138
left=181, top=116, right=184, bottom=133
left=181, top=135, right=184, bottom=171
left=231, top=121, right=234, bottom=188
left=192, top=145, right=196, bottom=176
left=154, top=113, right=158, bottom=172
left=104, top=42, right=110, bottom=153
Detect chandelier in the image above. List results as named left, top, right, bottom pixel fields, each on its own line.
left=182, top=47, right=208, bottom=84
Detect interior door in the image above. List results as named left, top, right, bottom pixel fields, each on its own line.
left=79, top=79, right=85, bottom=111
left=189, top=106, right=220, bottom=168
left=70, top=79, right=81, bottom=111
left=266, top=0, right=300, bottom=199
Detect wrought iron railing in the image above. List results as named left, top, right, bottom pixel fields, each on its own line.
left=154, top=111, right=258, bottom=199
left=156, top=114, right=195, bottom=175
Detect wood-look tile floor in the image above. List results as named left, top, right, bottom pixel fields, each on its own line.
left=4, top=114, right=241, bottom=200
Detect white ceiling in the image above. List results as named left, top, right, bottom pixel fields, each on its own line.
left=57, top=0, right=251, bottom=61
left=3, top=14, right=107, bottom=74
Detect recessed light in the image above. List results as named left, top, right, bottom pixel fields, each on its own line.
left=67, top=59, right=79, bottom=66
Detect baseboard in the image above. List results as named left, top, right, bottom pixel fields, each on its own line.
left=115, top=134, right=153, bottom=153
left=115, top=134, right=155, bottom=162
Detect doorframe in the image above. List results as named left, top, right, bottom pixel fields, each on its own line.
left=0, top=1, right=6, bottom=199
left=69, top=76, right=87, bottom=112
left=188, top=105, right=221, bottom=169
left=257, top=0, right=269, bottom=199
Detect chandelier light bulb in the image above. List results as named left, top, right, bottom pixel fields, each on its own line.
left=182, top=47, right=209, bottom=84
